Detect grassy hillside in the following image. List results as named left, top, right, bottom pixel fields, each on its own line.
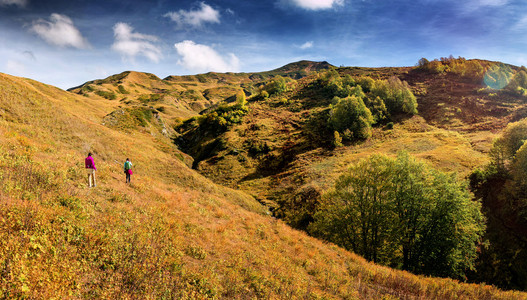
left=67, top=61, right=333, bottom=122
left=175, top=62, right=510, bottom=216
left=1, top=69, right=526, bottom=299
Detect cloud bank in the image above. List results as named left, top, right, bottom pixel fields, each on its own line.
left=30, top=14, right=90, bottom=49
left=174, top=40, right=239, bottom=72
left=111, top=23, right=162, bottom=62
left=164, top=2, right=220, bottom=28
left=0, top=0, right=27, bottom=7
left=282, top=0, right=343, bottom=10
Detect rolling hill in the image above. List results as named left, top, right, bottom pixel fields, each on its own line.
left=1, top=57, right=527, bottom=298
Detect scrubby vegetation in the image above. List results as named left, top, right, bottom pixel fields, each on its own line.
left=417, top=56, right=527, bottom=97
left=201, top=104, right=248, bottom=130
left=505, top=67, right=527, bottom=96
left=298, top=69, right=419, bottom=146
left=416, top=56, right=488, bottom=81
left=253, top=75, right=297, bottom=100
left=95, top=90, right=117, bottom=100
left=319, top=68, right=417, bottom=119
left=102, top=107, right=155, bottom=129
left=187, top=103, right=248, bottom=134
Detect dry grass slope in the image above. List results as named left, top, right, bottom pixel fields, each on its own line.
left=0, top=72, right=525, bottom=299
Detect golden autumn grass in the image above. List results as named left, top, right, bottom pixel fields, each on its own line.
left=68, top=71, right=249, bottom=121
left=0, top=72, right=526, bottom=299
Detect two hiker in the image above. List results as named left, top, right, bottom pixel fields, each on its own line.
left=84, top=153, right=133, bottom=187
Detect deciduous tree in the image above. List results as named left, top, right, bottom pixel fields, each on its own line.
left=310, top=152, right=485, bottom=279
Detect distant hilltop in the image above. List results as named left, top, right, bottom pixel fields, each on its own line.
left=265, top=60, right=333, bottom=77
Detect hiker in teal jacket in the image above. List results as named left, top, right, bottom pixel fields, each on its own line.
left=124, top=158, right=133, bottom=183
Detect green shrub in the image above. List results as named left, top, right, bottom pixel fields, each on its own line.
left=332, top=131, right=343, bottom=147
left=370, top=76, right=418, bottom=116
left=278, top=98, right=289, bottom=106
left=260, top=90, right=269, bottom=99
left=236, top=91, right=247, bottom=106
left=130, top=108, right=153, bottom=127
left=117, top=85, right=129, bottom=94
left=328, top=96, right=374, bottom=140
left=96, top=90, right=117, bottom=100
left=198, top=104, right=249, bottom=133
left=81, top=84, right=94, bottom=93
left=247, top=140, right=271, bottom=156
left=263, top=75, right=295, bottom=95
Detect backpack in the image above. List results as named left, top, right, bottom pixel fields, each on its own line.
left=124, top=161, right=132, bottom=171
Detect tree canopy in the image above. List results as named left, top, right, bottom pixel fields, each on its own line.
left=310, top=152, right=485, bottom=279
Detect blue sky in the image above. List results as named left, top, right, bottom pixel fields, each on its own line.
left=0, top=0, right=526, bottom=89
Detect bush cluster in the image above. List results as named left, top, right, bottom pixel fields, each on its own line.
left=95, top=90, right=117, bottom=100
left=200, top=104, right=248, bottom=131
left=117, top=85, right=129, bottom=94
left=416, top=56, right=487, bottom=81
left=254, top=76, right=296, bottom=100
left=317, top=69, right=417, bottom=144
left=328, top=96, right=374, bottom=140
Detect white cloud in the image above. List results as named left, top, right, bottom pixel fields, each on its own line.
left=111, top=23, right=162, bottom=63
left=0, top=0, right=27, bottom=7
left=30, top=14, right=90, bottom=49
left=174, top=40, right=239, bottom=72
left=282, top=0, right=343, bottom=10
left=300, top=41, right=314, bottom=49
left=164, top=2, right=220, bottom=28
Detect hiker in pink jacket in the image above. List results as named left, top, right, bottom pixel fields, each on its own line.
left=85, top=152, right=97, bottom=187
